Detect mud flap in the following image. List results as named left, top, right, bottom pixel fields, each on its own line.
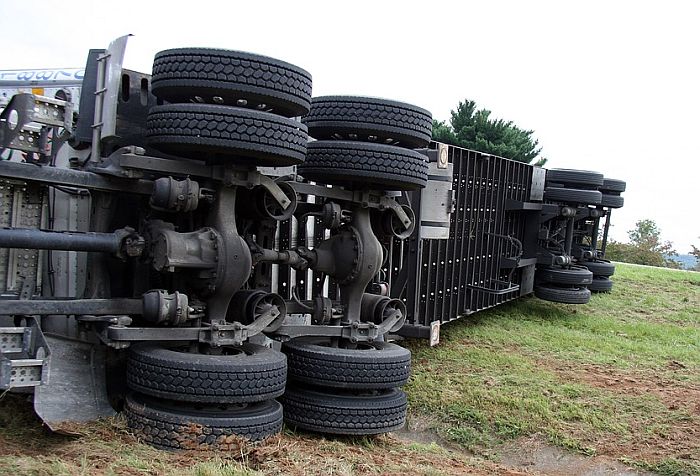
left=34, top=335, right=115, bottom=431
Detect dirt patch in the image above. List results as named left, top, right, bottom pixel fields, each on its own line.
left=544, top=360, right=700, bottom=415
left=500, top=436, right=654, bottom=476
left=394, top=417, right=659, bottom=476
left=259, top=432, right=525, bottom=476
left=538, top=358, right=700, bottom=467
left=0, top=394, right=517, bottom=475
left=394, top=414, right=473, bottom=454
left=392, top=416, right=530, bottom=475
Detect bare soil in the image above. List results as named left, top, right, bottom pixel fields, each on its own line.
left=499, top=436, right=654, bottom=476
left=396, top=417, right=654, bottom=476
left=539, top=358, right=700, bottom=466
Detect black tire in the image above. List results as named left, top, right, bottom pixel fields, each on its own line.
left=600, top=194, right=624, bottom=208
left=283, top=337, right=411, bottom=390
left=281, top=386, right=407, bottom=435
left=151, top=48, right=312, bottom=117
left=124, top=393, right=282, bottom=449
left=302, top=96, right=432, bottom=149
left=582, top=260, right=615, bottom=277
left=544, top=186, right=602, bottom=205
left=298, top=141, right=428, bottom=191
left=600, top=178, right=626, bottom=193
left=126, top=342, right=286, bottom=403
left=588, top=276, right=614, bottom=293
left=146, top=104, right=307, bottom=166
left=536, top=265, right=593, bottom=286
left=534, top=284, right=591, bottom=304
left=546, top=169, right=604, bottom=188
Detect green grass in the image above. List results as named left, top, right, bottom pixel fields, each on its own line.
left=1, top=263, right=698, bottom=475
left=424, top=264, right=700, bottom=373
left=406, top=263, right=700, bottom=474
left=0, top=396, right=497, bottom=475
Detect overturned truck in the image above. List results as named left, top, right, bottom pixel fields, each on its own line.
left=0, top=37, right=625, bottom=448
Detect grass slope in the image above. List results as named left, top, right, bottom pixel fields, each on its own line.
left=0, top=263, right=697, bottom=475
left=406, top=264, right=700, bottom=474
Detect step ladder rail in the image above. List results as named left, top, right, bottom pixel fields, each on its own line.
left=0, top=316, right=50, bottom=390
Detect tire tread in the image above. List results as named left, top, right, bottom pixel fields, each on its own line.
left=281, top=387, right=407, bottom=435
left=303, top=96, right=432, bottom=148
left=298, top=141, right=428, bottom=190
left=146, top=104, right=307, bottom=166
left=125, top=394, right=282, bottom=448
left=126, top=342, right=287, bottom=403
left=151, top=48, right=312, bottom=117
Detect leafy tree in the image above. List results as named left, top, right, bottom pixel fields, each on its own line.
left=432, top=100, right=546, bottom=165
left=690, top=239, right=700, bottom=271
left=605, top=219, right=680, bottom=268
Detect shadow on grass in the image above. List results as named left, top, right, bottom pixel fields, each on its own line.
left=0, top=393, right=78, bottom=456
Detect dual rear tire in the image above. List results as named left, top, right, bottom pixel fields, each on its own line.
left=535, top=265, right=592, bottom=304
left=281, top=337, right=411, bottom=435
left=146, top=48, right=312, bottom=167
left=125, top=342, right=287, bottom=448
left=298, top=96, right=432, bottom=191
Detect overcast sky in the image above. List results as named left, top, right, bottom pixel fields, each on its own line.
left=2, top=0, right=698, bottom=251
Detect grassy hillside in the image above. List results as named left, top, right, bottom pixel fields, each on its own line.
left=0, top=264, right=698, bottom=475
left=407, top=264, right=699, bottom=474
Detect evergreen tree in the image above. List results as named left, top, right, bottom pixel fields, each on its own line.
left=432, top=100, right=545, bottom=165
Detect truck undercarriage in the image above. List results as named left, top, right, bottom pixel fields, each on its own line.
left=0, top=37, right=625, bottom=448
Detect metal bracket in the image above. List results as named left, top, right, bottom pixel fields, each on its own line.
left=0, top=93, right=73, bottom=153
left=0, top=160, right=154, bottom=195
left=287, top=181, right=414, bottom=230
left=505, top=198, right=543, bottom=211
left=0, top=327, right=33, bottom=353
left=223, top=169, right=291, bottom=210
left=0, top=358, right=44, bottom=388
left=203, top=302, right=282, bottom=346
left=0, top=124, right=48, bottom=154
left=384, top=199, right=412, bottom=230
left=106, top=302, right=282, bottom=347
left=275, top=309, right=403, bottom=342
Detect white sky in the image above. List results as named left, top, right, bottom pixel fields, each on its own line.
left=1, top=0, right=698, bottom=251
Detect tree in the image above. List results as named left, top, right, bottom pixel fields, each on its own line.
left=690, top=239, right=700, bottom=271
left=432, top=99, right=546, bottom=165
left=605, top=219, right=680, bottom=268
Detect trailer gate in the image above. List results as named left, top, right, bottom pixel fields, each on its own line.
left=395, top=143, right=543, bottom=338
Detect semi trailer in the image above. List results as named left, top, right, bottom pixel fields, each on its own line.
left=0, top=36, right=625, bottom=449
